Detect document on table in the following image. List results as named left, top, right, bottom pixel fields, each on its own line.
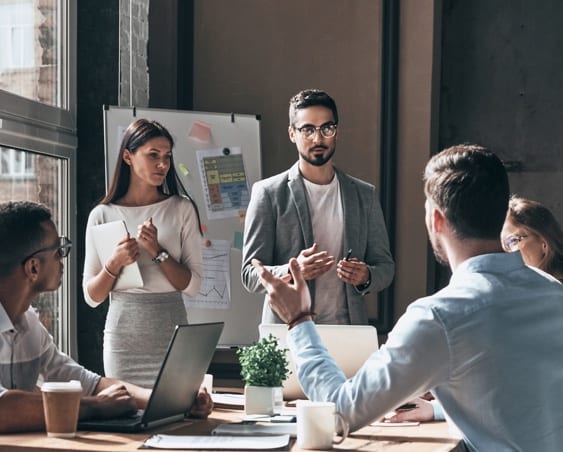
left=142, top=434, right=290, bottom=450
left=212, top=423, right=297, bottom=437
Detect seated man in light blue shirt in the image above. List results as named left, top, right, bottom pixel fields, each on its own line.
left=252, top=144, right=563, bottom=452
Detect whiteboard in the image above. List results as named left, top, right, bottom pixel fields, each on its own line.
left=103, top=106, right=263, bottom=346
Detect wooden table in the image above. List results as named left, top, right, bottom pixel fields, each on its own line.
left=0, top=408, right=465, bottom=451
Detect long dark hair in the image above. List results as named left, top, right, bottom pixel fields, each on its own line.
left=101, top=118, right=202, bottom=234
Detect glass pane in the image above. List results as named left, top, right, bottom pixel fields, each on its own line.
left=0, top=0, right=63, bottom=107
left=0, top=145, right=64, bottom=345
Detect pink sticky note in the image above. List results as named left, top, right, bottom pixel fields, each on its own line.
left=189, top=121, right=212, bottom=143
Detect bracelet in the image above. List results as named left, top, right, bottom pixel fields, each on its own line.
left=103, top=264, right=118, bottom=279
left=287, top=311, right=316, bottom=330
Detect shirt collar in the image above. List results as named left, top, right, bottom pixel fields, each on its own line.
left=0, top=303, right=15, bottom=334
left=452, top=252, right=525, bottom=279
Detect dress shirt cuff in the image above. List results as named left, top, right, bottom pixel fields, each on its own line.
left=431, top=399, right=445, bottom=421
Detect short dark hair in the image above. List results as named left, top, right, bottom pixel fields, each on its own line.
left=289, top=89, right=339, bottom=126
left=424, top=144, right=509, bottom=240
left=0, top=201, right=52, bottom=275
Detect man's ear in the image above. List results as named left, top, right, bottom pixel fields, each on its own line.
left=23, top=258, right=39, bottom=281
left=432, top=207, right=447, bottom=233
left=288, top=126, right=297, bottom=143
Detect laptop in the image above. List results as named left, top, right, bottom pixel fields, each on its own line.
left=78, top=322, right=224, bottom=432
left=259, top=324, right=379, bottom=401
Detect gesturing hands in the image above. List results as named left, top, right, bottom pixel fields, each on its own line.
left=252, top=258, right=312, bottom=325
left=296, top=243, right=335, bottom=280
left=336, top=257, right=370, bottom=287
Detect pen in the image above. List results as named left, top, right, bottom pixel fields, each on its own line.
left=345, top=248, right=352, bottom=261
left=396, top=403, right=418, bottom=411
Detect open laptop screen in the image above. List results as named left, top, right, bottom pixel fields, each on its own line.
left=258, top=324, right=378, bottom=401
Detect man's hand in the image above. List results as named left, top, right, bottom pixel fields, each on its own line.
left=83, top=383, right=138, bottom=420
left=336, top=257, right=370, bottom=286
left=188, top=388, right=213, bottom=419
left=384, top=398, right=435, bottom=423
left=296, top=243, right=335, bottom=280
left=252, top=258, right=312, bottom=324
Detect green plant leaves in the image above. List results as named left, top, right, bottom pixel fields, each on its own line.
left=237, top=334, right=291, bottom=387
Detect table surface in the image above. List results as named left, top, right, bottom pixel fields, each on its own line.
left=0, top=407, right=465, bottom=451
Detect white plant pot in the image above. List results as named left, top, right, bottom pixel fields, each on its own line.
left=244, top=386, right=277, bottom=415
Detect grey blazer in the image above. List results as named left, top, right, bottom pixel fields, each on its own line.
left=241, top=162, right=395, bottom=324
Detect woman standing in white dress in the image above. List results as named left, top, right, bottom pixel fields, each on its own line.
left=83, top=118, right=203, bottom=388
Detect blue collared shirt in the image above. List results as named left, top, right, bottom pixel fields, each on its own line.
left=289, top=252, right=563, bottom=452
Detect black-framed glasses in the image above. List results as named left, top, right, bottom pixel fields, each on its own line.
left=294, top=122, right=338, bottom=139
left=502, top=234, right=527, bottom=252
left=21, top=236, right=73, bottom=263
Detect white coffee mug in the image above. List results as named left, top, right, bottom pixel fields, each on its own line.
left=296, top=400, right=349, bottom=450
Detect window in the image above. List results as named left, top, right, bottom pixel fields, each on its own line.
left=0, top=146, right=69, bottom=346
left=0, top=147, right=35, bottom=178
left=0, top=0, right=63, bottom=107
left=0, top=0, right=76, bottom=357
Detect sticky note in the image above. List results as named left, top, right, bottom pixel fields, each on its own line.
left=178, top=163, right=189, bottom=175
left=188, top=121, right=212, bottom=143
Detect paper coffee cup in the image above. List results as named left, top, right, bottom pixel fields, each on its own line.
left=41, top=380, right=82, bottom=438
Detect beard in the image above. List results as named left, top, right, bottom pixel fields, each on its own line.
left=299, top=145, right=336, bottom=167
left=430, top=234, right=449, bottom=266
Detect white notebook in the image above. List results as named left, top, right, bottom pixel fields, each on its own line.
left=91, top=220, right=144, bottom=290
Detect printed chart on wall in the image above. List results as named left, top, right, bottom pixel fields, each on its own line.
left=197, top=147, right=250, bottom=221
left=103, top=106, right=264, bottom=346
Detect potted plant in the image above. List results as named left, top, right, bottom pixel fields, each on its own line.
left=237, top=334, right=290, bottom=415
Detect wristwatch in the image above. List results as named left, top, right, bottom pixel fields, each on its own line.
left=152, top=249, right=169, bottom=264
left=356, top=269, right=371, bottom=292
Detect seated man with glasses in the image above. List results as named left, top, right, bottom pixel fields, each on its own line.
left=0, top=201, right=212, bottom=433
left=242, top=89, right=394, bottom=325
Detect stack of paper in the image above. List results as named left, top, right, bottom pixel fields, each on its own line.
left=143, top=434, right=290, bottom=450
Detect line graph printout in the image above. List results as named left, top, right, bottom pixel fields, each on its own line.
left=183, top=239, right=231, bottom=309
left=197, top=147, right=250, bottom=220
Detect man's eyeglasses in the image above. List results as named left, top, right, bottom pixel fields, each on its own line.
left=294, top=122, right=337, bottom=139
left=21, top=236, right=73, bottom=263
left=503, top=234, right=527, bottom=252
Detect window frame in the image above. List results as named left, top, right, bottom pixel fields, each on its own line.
left=0, top=0, right=77, bottom=358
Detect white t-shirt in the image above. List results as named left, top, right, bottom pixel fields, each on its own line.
left=303, top=176, right=348, bottom=323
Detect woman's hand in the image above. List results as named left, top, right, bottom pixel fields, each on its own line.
left=137, top=217, right=160, bottom=258
left=106, top=233, right=139, bottom=275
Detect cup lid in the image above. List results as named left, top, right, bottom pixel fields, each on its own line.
left=41, top=380, right=82, bottom=392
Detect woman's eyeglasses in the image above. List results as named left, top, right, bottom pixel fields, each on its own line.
left=21, top=236, right=73, bottom=263
left=502, top=234, right=527, bottom=252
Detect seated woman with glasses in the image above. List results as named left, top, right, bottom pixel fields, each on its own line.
left=501, top=196, right=563, bottom=283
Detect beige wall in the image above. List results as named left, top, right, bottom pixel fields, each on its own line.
left=192, top=0, right=383, bottom=186
left=394, top=0, right=441, bottom=318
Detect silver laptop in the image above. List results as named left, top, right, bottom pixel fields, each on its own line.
left=78, top=322, right=224, bottom=432
left=259, top=323, right=378, bottom=401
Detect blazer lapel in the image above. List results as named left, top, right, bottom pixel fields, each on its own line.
left=337, top=169, right=360, bottom=256
left=287, top=162, right=314, bottom=247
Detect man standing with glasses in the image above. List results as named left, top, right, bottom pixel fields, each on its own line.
left=242, top=89, right=394, bottom=325
left=0, top=201, right=212, bottom=433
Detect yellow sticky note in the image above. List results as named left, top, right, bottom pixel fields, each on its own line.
left=178, top=163, right=189, bottom=176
